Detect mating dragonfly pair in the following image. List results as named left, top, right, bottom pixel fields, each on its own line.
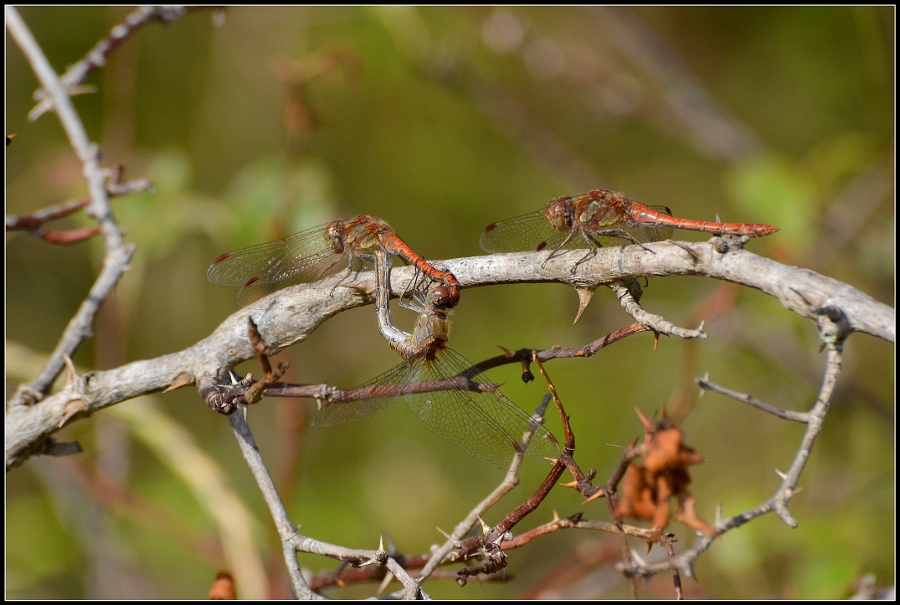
left=208, top=189, right=778, bottom=468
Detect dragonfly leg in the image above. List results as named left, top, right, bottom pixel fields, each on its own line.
left=540, top=228, right=581, bottom=269
left=328, top=255, right=373, bottom=296
left=588, top=229, right=655, bottom=253
left=328, top=267, right=353, bottom=296
left=562, top=229, right=609, bottom=273
left=572, top=249, right=597, bottom=272
left=398, top=266, right=428, bottom=311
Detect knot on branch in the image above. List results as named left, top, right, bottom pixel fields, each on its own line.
left=710, top=233, right=752, bottom=254
left=816, top=304, right=850, bottom=348
left=199, top=377, right=250, bottom=415
left=456, top=540, right=508, bottom=587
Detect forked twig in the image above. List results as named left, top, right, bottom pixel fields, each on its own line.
left=419, top=390, right=554, bottom=580
left=610, top=282, right=707, bottom=341
left=28, top=6, right=217, bottom=119
left=617, top=308, right=850, bottom=579
left=6, top=178, right=153, bottom=244
left=6, top=7, right=136, bottom=406
left=229, top=407, right=426, bottom=599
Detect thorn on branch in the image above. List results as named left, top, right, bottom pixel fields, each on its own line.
left=573, top=284, right=597, bottom=324
left=669, top=239, right=703, bottom=261
left=49, top=437, right=84, bottom=458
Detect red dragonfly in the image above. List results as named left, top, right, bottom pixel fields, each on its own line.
left=207, top=215, right=460, bottom=308
left=313, top=284, right=559, bottom=469
left=480, top=189, right=779, bottom=261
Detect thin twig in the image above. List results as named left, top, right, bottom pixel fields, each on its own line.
left=695, top=374, right=809, bottom=423
left=229, top=408, right=425, bottom=599
left=28, top=6, right=211, bottom=119
left=617, top=308, right=850, bottom=579
left=610, top=282, right=706, bottom=340
left=262, top=322, right=649, bottom=405
left=227, top=409, right=314, bottom=599
left=662, top=539, right=683, bottom=600
left=5, top=178, right=152, bottom=232
left=419, top=392, right=554, bottom=579
left=6, top=7, right=136, bottom=406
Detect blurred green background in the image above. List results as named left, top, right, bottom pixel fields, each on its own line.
left=6, top=6, right=893, bottom=599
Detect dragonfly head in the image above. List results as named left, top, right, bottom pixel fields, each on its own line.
left=324, top=220, right=347, bottom=254
left=544, top=197, right=575, bottom=232
left=426, top=284, right=456, bottom=310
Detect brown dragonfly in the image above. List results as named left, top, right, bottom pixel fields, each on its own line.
left=480, top=189, right=779, bottom=262
left=208, top=215, right=460, bottom=308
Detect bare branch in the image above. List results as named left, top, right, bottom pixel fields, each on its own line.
left=420, top=392, right=554, bottom=580
left=6, top=7, right=137, bottom=406
left=27, top=6, right=215, bottom=119
left=618, top=307, right=851, bottom=579
left=229, top=406, right=433, bottom=598
left=452, top=242, right=893, bottom=343
left=610, top=281, right=706, bottom=340
left=227, top=407, right=319, bottom=599
left=7, top=246, right=891, bottom=469
left=5, top=178, right=152, bottom=233
left=695, top=374, right=809, bottom=423
left=231, top=402, right=425, bottom=598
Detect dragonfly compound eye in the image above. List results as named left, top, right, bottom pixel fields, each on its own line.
left=324, top=221, right=346, bottom=253
left=544, top=198, right=573, bottom=231
left=429, top=284, right=452, bottom=306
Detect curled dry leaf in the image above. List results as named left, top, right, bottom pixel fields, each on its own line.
left=616, top=408, right=715, bottom=537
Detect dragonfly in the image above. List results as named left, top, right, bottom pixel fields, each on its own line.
left=480, top=189, right=779, bottom=263
left=207, top=215, right=460, bottom=309
left=312, top=284, right=560, bottom=469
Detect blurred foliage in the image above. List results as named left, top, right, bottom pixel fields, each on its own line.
left=6, top=6, right=893, bottom=600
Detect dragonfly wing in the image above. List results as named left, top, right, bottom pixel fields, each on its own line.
left=311, top=356, right=417, bottom=427
left=632, top=205, right=674, bottom=242
left=235, top=247, right=351, bottom=306
left=480, top=211, right=573, bottom=254
left=208, top=225, right=354, bottom=306
left=403, top=348, right=559, bottom=468
left=207, top=238, right=294, bottom=287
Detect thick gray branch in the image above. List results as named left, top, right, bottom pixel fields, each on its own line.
left=6, top=242, right=893, bottom=470
left=453, top=241, right=893, bottom=342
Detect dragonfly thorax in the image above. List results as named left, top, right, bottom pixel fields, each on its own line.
left=576, top=190, right=632, bottom=229
left=410, top=308, right=450, bottom=358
